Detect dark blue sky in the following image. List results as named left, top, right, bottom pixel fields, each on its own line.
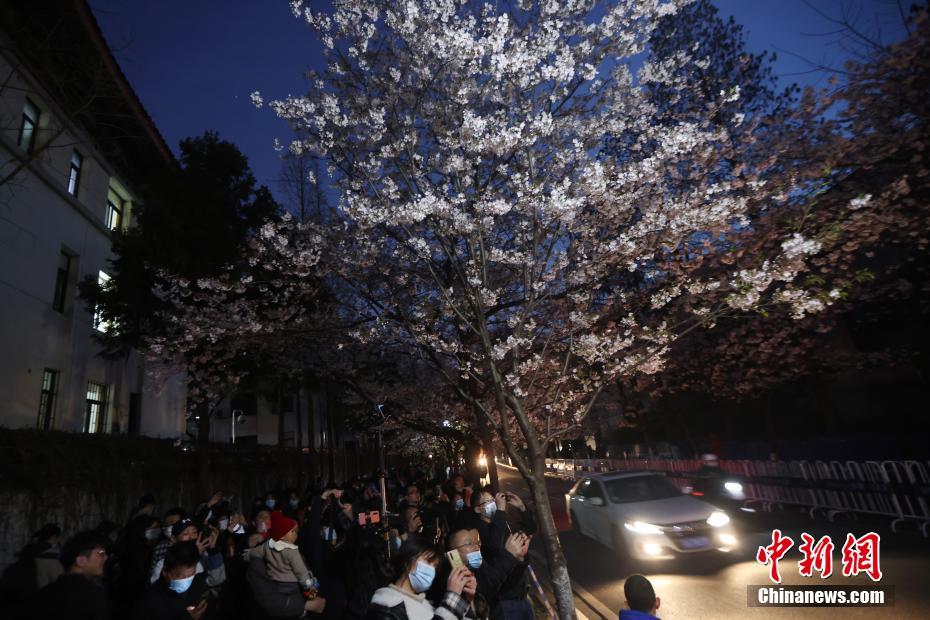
left=90, top=0, right=908, bottom=210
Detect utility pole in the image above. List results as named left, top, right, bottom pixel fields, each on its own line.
left=376, top=404, right=390, bottom=557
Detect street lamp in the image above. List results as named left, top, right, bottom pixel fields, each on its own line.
left=231, top=409, right=245, bottom=445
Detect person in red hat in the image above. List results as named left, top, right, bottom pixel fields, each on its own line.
left=250, top=511, right=319, bottom=595
left=247, top=511, right=325, bottom=615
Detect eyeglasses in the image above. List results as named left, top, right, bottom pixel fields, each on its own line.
left=454, top=539, right=481, bottom=549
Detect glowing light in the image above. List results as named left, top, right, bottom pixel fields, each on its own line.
left=707, top=511, right=730, bottom=527
left=625, top=521, right=663, bottom=535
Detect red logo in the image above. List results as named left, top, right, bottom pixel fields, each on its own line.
left=841, top=532, right=882, bottom=582
left=798, top=533, right=834, bottom=578
left=756, top=529, right=794, bottom=584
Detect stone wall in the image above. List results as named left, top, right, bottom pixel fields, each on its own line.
left=0, top=428, right=318, bottom=569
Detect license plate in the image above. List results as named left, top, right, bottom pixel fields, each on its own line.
left=680, top=536, right=710, bottom=549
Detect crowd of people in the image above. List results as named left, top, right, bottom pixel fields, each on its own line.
left=0, top=463, right=554, bottom=620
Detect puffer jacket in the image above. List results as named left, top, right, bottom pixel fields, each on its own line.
left=367, top=584, right=468, bottom=620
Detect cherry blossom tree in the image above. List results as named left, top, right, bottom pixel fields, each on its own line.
left=242, top=1, right=843, bottom=613
left=138, top=6, right=928, bottom=613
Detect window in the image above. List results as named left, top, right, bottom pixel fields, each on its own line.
left=604, top=475, right=681, bottom=504
left=52, top=251, right=71, bottom=313
left=68, top=150, right=82, bottom=196
left=105, top=190, right=123, bottom=231
left=37, top=369, right=59, bottom=430
left=85, top=381, right=108, bottom=433
left=93, top=270, right=111, bottom=332
left=18, top=98, right=39, bottom=152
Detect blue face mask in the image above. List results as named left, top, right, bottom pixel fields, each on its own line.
left=465, top=550, right=483, bottom=569
left=408, top=560, right=435, bottom=593
left=483, top=501, right=497, bottom=518
left=168, top=574, right=195, bottom=594
left=454, top=499, right=465, bottom=510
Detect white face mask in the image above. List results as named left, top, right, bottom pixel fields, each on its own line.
left=483, top=501, right=497, bottom=518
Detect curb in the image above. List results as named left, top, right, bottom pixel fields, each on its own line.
left=528, top=549, right=614, bottom=619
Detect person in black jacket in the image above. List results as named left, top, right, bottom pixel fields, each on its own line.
left=33, top=530, right=110, bottom=620
left=132, top=541, right=209, bottom=620
left=426, top=527, right=530, bottom=619
left=469, top=491, right=536, bottom=620
left=367, top=535, right=472, bottom=620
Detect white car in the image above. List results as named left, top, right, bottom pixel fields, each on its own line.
left=566, top=472, right=738, bottom=560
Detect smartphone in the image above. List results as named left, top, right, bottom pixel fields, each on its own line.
left=446, top=549, right=464, bottom=570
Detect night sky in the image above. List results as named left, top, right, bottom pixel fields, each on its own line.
left=89, top=0, right=909, bottom=211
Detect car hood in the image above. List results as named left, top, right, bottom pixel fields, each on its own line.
left=613, top=494, right=717, bottom=525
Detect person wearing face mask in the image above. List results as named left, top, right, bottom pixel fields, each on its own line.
left=427, top=528, right=530, bottom=620
left=368, top=535, right=472, bottom=620
left=148, top=519, right=226, bottom=592
left=117, top=515, right=161, bottom=611
left=251, top=508, right=273, bottom=540
left=283, top=489, right=303, bottom=519
left=469, top=491, right=536, bottom=620
left=132, top=541, right=209, bottom=620
left=264, top=491, right=279, bottom=511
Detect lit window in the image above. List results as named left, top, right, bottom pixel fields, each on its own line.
left=85, top=381, right=108, bottom=433
left=93, top=270, right=111, bottom=332
left=68, top=150, right=83, bottom=196
left=37, top=369, right=59, bottom=430
left=52, top=251, right=71, bottom=313
left=18, top=99, right=39, bottom=152
left=106, top=189, right=123, bottom=231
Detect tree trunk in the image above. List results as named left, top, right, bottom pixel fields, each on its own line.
left=325, top=382, right=337, bottom=485
left=196, top=402, right=212, bottom=499
left=463, top=440, right=482, bottom=486
left=276, top=377, right=285, bottom=449
left=305, top=378, right=317, bottom=487
left=475, top=412, right=500, bottom=489
left=526, top=453, right=575, bottom=619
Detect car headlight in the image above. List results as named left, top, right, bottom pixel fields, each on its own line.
left=624, top=521, right=663, bottom=535
left=724, top=481, right=743, bottom=493
left=706, top=511, right=730, bottom=527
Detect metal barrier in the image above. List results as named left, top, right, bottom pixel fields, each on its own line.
left=539, top=456, right=930, bottom=536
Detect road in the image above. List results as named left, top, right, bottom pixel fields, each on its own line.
left=496, top=463, right=930, bottom=619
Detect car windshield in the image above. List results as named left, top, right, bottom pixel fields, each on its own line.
left=604, top=475, right=681, bottom=503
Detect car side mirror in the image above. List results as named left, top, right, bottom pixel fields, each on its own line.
left=589, top=497, right=604, bottom=507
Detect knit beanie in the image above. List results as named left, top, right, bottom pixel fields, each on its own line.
left=269, top=510, right=297, bottom=542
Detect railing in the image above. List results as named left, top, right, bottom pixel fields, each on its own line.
left=539, top=457, right=930, bottom=537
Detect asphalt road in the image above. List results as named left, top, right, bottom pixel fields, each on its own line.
left=496, top=463, right=930, bottom=619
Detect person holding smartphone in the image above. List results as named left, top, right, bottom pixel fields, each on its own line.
left=132, top=541, right=209, bottom=620
left=367, top=535, right=473, bottom=620
left=470, top=491, right=536, bottom=620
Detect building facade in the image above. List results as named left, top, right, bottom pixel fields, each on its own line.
left=0, top=0, right=186, bottom=437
